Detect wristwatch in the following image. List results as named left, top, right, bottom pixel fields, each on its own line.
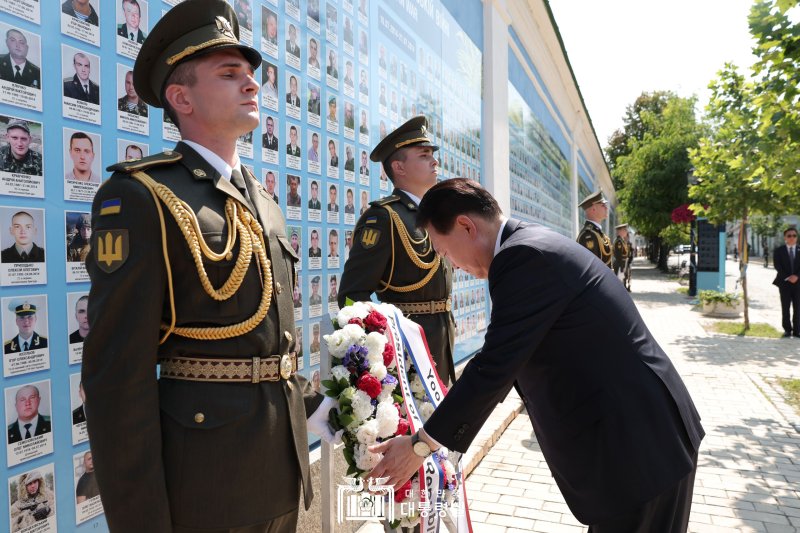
left=410, top=430, right=432, bottom=458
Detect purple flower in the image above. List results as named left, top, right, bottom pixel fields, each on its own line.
left=344, top=344, right=369, bottom=374
left=382, top=374, right=397, bottom=387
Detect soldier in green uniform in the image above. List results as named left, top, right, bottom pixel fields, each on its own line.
left=309, top=275, right=322, bottom=305
left=81, top=2, right=335, bottom=531
left=338, top=116, right=455, bottom=384
left=613, top=223, right=632, bottom=291
left=576, top=191, right=612, bottom=268
left=0, top=120, right=42, bottom=176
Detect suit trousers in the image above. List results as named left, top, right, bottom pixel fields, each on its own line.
left=587, top=451, right=698, bottom=533
left=173, top=508, right=298, bottom=533
left=778, top=283, right=800, bottom=335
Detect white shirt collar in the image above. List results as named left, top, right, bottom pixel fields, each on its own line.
left=494, top=217, right=509, bottom=257
left=182, top=140, right=240, bottom=181
left=11, top=59, right=26, bottom=70
left=588, top=219, right=602, bottom=230
left=400, top=190, right=421, bottom=205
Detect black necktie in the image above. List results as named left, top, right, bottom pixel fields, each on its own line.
left=22, top=341, right=28, bottom=351
left=230, top=168, right=248, bottom=197
left=130, top=32, right=135, bottom=41
left=23, top=423, right=31, bottom=439
left=791, top=247, right=795, bottom=269
left=83, top=84, right=89, bottom=95
left=14, top=65, right=21, bottom=81
left=20, top=251, right=28, bottom=261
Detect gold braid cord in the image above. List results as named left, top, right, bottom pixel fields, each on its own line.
left=130, top=171, right=273, bottom=343
left=377, top=204, right=441, bottom=293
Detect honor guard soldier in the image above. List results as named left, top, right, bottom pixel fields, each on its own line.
left=577, top=191, right=612, bottom=268
left=82, top=2, right=335, bottom=532
left=338, top=116, right=456, bottom=384
left=613, top=223, right=632, bottom=291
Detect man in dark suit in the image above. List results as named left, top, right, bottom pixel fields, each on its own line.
left=82, top=2, right=336, bottom=531
left=2, top=211, right=45, bottom=263
left=773, top=226, right=800, bottom=337
left=0, top=29, right=40, bottom=89
left=286, top=124, right=300, bottom=156
left=286, top=75, right=300, bottom=107
left=371, top=178, right=704, bottom=532
left=7, top=385, right=51, bottom=444
left=117, top=0, right=147, bottom=43
left=262, top=116, right=278, bottom=151
left=63, top=52, right=100, bottom=104
left=339, top=116, right=455, bottom=384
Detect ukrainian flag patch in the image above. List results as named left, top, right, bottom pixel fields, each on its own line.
left=100, top=198, right=122, bottom=216
left=365, top=216, right=377, bottom=224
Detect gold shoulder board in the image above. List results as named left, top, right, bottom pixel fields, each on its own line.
left=106, top=150, right=183, bottom=173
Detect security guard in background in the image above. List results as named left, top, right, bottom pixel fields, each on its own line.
left=576, top=191, right=612, bottom=268
left=613, top=223, right=632, bottom=291
left=338, top=116, right=456, bottom=385
left=82, top=2, right=334, bottom=532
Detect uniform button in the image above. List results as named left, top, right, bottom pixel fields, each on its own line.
left=194, top=413, right=205, bottom=424
left=284, top=331, right=293, bottom=342
left=454, top=434, right=461, bottom=441
left=275, top=282, right=282, bottom=294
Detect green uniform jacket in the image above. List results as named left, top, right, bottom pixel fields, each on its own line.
left=338, top=189, right=455, bottom=383
left=83, top=142, right=323, bottom=532
left=577, top=220, right=612, bottom=268
left=613, top=235, right=629, bottom=274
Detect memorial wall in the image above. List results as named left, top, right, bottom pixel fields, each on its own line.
left=0, top=0, right=611, bottom=530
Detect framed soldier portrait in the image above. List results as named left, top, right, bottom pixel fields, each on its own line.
left=0, top=206, right=46, bottom=286
left=307, top=130, right=321, bottom=175
left=307, top=179, right=321, bottom=222
left=261, top=114, right=279, bottom=165
left=285, top=22, right=301, bottom=71
left=327, top=228, right=339, bottom=269
left=61, top=0, right=100, bottom=45
left=343, top=16, right=354, bottom=56
left=343, top=101, right=355, bottom=140
left=261, top=168, right=279, bottom=204
left=63, top=128, right=101, bottom=202
left=116, top=64, right=148, bottom=135
left=325, top=47, right=338, bottom=89
left=308, top=275, right=322, bottom=318
left=307, top=226, right=322, bottom=269
left=233, top=0, right=252, bottom=45
left=116, top=139, right=148, bottom=162
left=66, top=292, right=88, bottom=365
left=236, top=129, right=253, bottom=160
left=0, top=0, right=40, bottom=23
left=0, top=115, right=44, bottom=198
left=343, top=59, right=355, bottom=99
left=73, top=449, right=103, bottom=523
left=5, top=379, right=54, bottom=467
left=260, top=6, right=278, bottom=58
left=1, top=294, right=49, bottom=377
left=326, top=136, right=339, bottom=180
left=285, top=122, right=302, bottom=170
left=307, top=35, right=321, bottom=81
left=326, top=182, right=339, bottom=224
left=65, top=211, right=91, bottom=283
left=343, top=144, right=355, bottom=183
left=358, top=66, right=368, bottom=105
left=288, top=225, right=302, bottom=271
left=285, top=0, right=300, bottom=20
left=0, top=24, right=42, bottom=111
left=285, top=174, right=301, bottom=220
left=286, top=74, right=301, bottom=120
left=307, top=81, right=321, bottom=128
left=307, top=0, right=320, bottom=34
left=116, top=0, right=148, bottom=59
left=327, top=273, right=339, bottom=315
left=309, top=322, right=321, bottom=366
left=260, top=60, right=278, bottom=111
left=358, top=0, right=368, bottom=25
left=358, top=108, right=369, bottom=146
left=69, top=372, right=87, bottom=445
left=325, top=2, right=338, bottom=44
left=61, top=44, right=101, bottom=125
left=292, top=274, right=303, bottom=321
left=8, top=462, right=56, bottom=532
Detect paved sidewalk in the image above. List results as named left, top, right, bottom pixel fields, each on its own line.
left=465, top=258, right=800, bottom=533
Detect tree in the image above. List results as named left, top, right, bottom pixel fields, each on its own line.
left=689, top=65, right=778, bottom=329
left=611, top=94, right=702, bottom=270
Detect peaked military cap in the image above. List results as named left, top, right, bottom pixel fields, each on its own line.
left=311, top=275, right=321, bottom=284
left=133, top=0, right=261, bottom=108
left=6, top=119, right=30, bottom=134
left=370, top=115, right=439, bottom=163
left=615, top=223, right=628, bottom=231
left=8, top=300, right=37, bottom=316
left=579, top=191, right=608, bottom=210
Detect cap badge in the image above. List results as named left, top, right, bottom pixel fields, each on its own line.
left=22, top=303, right=30, bottom=311
left=420, top=125, right=427, bottom=135
left=215, top=16, right=235, bottom=39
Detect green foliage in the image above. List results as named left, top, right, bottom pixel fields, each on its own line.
left=660, top=223, right=691, bottom=248
left=709, top=321, right=783, bottom=338
left=698, top=290, right=741, bottom=305
left=749, top=214, right=784, bottom=238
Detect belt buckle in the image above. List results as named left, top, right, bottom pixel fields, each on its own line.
left=251, top=357, right=261, bottom=384
left=445, top=298, right=452, bottom=312
left=280, top=354, right=293, bottom=380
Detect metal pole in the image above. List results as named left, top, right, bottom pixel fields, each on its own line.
left=689, top=219, right=697, bottom=297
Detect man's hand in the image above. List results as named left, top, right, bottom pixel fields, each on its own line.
left=789, top=274, right=798, bottom=284
left=367, top=436, right=424, bottom=491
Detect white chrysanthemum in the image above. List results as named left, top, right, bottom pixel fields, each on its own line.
left=369, top=363, right=387, bottom=381
left=364, top=332, right=388, bottom=360
left=410, top=374, right=425, bottom=395
left=341, top=323, right=367, bottom=347
left=336, top=302, right=371, bottom=328
left=355, top=419, right=380, bottom=444
left=377, top=387, right=394, bottom=403
left=354, top=443, right=382, bottom=471
left=375, top=400, right=400, bottom=438
left=324, top=330, right=349, bottom=358
left=419, top=401, right=435, bottom=422
left=351, top=390, right=375, bottom=422
left=330, top=365, right=350, bottom=382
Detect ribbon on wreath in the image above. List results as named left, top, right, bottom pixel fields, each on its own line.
left=380, top=304, right=473, bottom=533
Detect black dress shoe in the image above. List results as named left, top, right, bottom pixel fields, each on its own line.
left=782, top=332, right=792, bottom=338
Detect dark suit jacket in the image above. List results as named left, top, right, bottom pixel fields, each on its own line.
left=83, top=143, right=323, bottom=532
left=0, top=54, right=40, bottom=88
left=425, top=219, right=704, bottom=524
left=7, top=414, right=51, bottom=443
left=117, top=23, right=146, bottom=43
left=286, top=93, right=299, bottom=107
left=262, top=134, right=278, bottom=151
left=1, top=243, right=45, bottom=263
left=773, top=245, right=800, bottom=288
left=64, top=74, right=100, bottom=104
left=287, top=144, right=301, bottom=156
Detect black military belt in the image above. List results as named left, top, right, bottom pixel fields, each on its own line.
left=159, top=354, right=297, bottom=383
left=392, top=298, right=451, bottom=315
